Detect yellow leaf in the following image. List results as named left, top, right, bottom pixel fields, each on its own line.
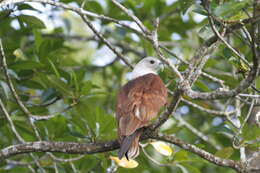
left=109, top=156, right=138, bottom=168
left=13, top=48, right=27, bottom=60
left=150, top=141, right=173, bottom=156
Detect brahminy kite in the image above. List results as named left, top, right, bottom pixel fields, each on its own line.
left=116, top=57, right=167, bottom=160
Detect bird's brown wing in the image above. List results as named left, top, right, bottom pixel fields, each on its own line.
left=116, top=73, right=167, bottom=139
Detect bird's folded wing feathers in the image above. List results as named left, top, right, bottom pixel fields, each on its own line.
left=116, top=74, right=167, bottom=137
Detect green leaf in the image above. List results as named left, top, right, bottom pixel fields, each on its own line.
left=0, top=9, right=12, bottom=19
left=192, top=4, right=208, bottom=16
left=204, top=58, right=219, bottom=69
left=33, top=29, right=43, bottom=52
left=247, top=142, right=260, bottom=151
left=67, top=123, right=86, bottom=138
left=19, top=80, right=43, bottom=89
left=198, top=25, right=214, bottom=40
left=46, top=75, right=73, bottom=97
left=14, top=121, right=36, bottom=141
left=194, top=80, right=211, bottom=92
left=74, top=101, right=95, bottom=133
left=179, top=0, right=194, bottom=14
left=229, top=56, right=250, bottom=73
left=10, top=61, right=44, bottom=70
left=229, top=57, right=240, bottom=68
left=48, top=59, right=61, bottom=78
left=223, top=47, right=233, bottom=59
left=81, top=81, right=93, bottom=95
left=141, top=40, right=154, bottom=56
left=70, top=71, right=79, bottom=94
left=50, top=116, right=67, bottom=138
left=255, top=76, right=260, bottom=90
left=17, top=4, right=41, bottom=11
left=41, top=88, right=58, bottom=103
left=242, top=124, right=260, bottom=141
left=215, top=147, right=234, bottom=159
left=213, top=0, right=251, bottom=19
left=19, top=15, right=46, bottom=29
left=174, top=150, right=188, bottom=161
left=83, top=1, right=103, bottom=14
left=37, top=116, right=68, bottom=140
left=162, top=125, right=182, bottom=135
left=180, top=163, right=201, bottom=173
left=95, top=107, right=116, bottom=139
left=208, top=124, right=235, bottom=135
left=38, top=38, right=65, bottom=59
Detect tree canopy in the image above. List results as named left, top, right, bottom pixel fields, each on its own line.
left=0, top=0, right=259, bottom=173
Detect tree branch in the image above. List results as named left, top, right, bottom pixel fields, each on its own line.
left=1, top=133, right=253, bottom=173
left=0, top=140, right=119, bottom=160
left=181, top=61, right=259, bottom=100
left=151, top=133, right=246, bottom=173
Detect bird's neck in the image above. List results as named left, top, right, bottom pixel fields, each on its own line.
left=130, top=67, right=157, bottom=80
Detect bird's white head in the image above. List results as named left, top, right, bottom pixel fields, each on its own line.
left=131, top=57, right=161, bottom=80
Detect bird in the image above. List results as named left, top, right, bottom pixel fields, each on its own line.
left=116, top=57, right=168, bottom=160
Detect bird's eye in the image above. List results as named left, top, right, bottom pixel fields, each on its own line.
left=150, top=60, right=155, bottom=64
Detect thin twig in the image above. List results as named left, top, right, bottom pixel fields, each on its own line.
left=181, top=98, right=235, bottom=117
left=70, top=162, right=77, bottom=173
left=0, top=98, right=25, bottom=143
left=151, top=18, right=184, bottom=81
left=111, top=0, right=150, bottom=35
left=31, top=102, right=75, bottom=121
left=0, top=39, right=41, bottom=140
left=48, top=153, right=84, bottom=162
left=0, top=97, right=46, bottom=172
left=174, top=114, right=222, bottom=150
left=239, top=94, right=260, bottom=98
left=79, top=14, right=133, bottom=69
left=6, top=159, right=33, bottom=166
left=240, top=99, right=255, bottom=131
left=200, top=72, right=226, bottom=88
left=233, top=99, right=255, bottom=149
left=207, top=11, right=250, bottom=67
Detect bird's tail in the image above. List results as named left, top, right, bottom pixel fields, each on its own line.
left=118, top=130, right=141, bottom=160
